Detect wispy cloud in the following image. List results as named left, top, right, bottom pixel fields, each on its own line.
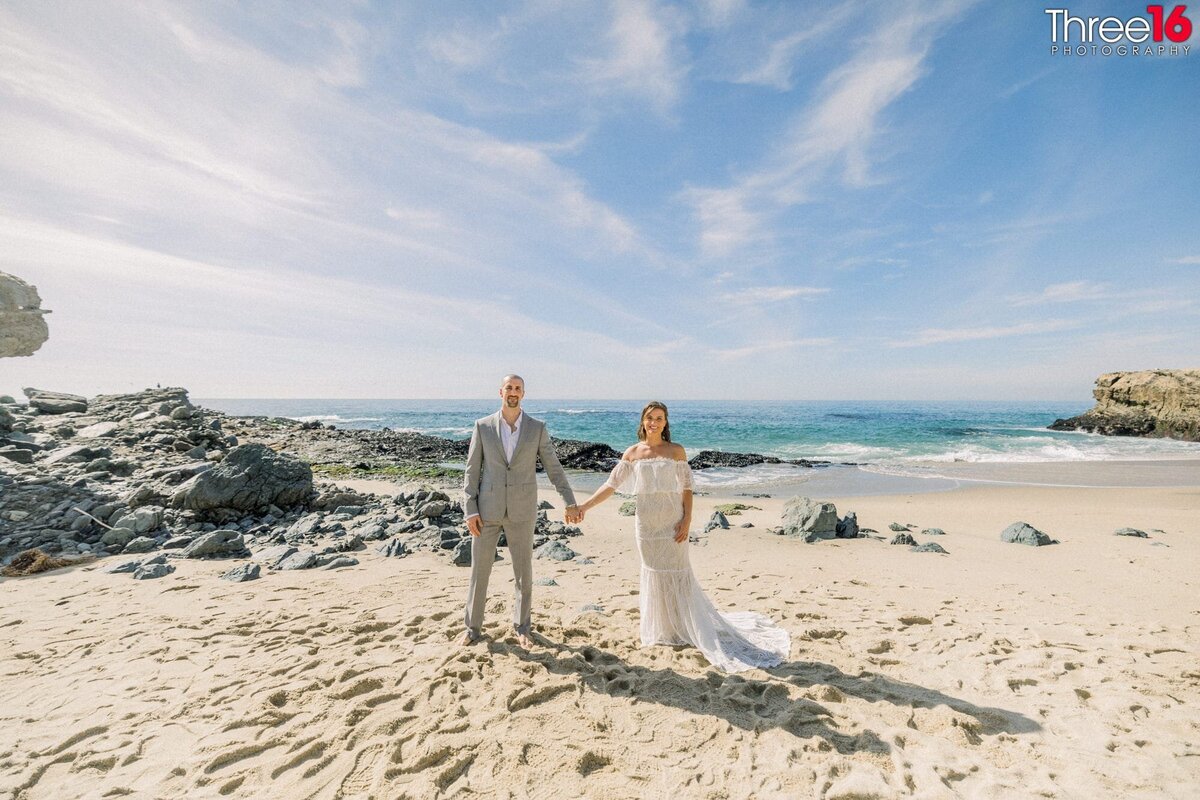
left=686, top=1, right=972, bottom=256
left=584, top=0, right=686, bottom=113
left=726, top=285, right=829, bottom=303
left=888, top=319, right=1081, bottom=348
left=1168, top=255, right=1200, bottom=265
left=733, top=5, right=856, bottom=91
left=1008, top=281, right=1111, bottom=306
left=711, top=337, right=834, bottom=360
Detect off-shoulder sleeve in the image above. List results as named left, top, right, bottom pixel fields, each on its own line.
left=605, top=459, right=634, bottom=492
left=677, top=460, right=693, bottom=491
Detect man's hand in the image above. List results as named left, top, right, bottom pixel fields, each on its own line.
left=467, top=516, right=482, bottom=537
left=566, top=505, right=584, bottom=524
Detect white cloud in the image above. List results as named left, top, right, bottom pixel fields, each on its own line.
left=888, top=319, right=1081, bottom=348
left=1168, top=255, right=1200, bottom=265
left=1008, top=281, right=1111, bottom=306
left=584, top=0, right=686, bottom=112
left=726, top=286, right=828, bottom=303
left=710, top=337, right=834, bottom=360
left=733, top=5, right=857, bottom=91
left=687, top=2, right=971, bottom=256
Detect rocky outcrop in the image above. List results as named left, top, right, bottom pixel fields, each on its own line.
left=1049, top=369, right=1200, bottom=442
left=23, top=388, right=87, bottom=414
left=170, top=443, right=313, bottom=515
left=0, top=272, right=50, bottom=357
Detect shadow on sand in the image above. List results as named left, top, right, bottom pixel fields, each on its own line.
left=486, top=632, right=1040, bottom=756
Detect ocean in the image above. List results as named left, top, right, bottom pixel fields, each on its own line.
left=197, top=399, right=1200, bottom=495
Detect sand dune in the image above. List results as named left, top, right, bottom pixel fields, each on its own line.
left=1, top=482, right=1197, bottom=799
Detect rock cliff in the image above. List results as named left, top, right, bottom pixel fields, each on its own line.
left=1049, top=369, right=1200, bottom=442
left=0, top=271, right=50, bottom=357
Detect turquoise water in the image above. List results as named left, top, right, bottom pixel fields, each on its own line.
left=197, top=399, right=1200, bottom=465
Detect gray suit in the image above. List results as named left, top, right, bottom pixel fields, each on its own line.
left=462, top=411, right=576, bottom=637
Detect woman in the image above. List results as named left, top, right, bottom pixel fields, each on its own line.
left=577, top=401, right=790, bottom=673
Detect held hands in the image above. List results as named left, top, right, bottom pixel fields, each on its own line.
left=674, top=519, right=690, bottom=543
left=565, top=505, right=585, bottom=525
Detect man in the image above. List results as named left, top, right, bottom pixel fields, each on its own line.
left=461, top=374, right=580, bottom=648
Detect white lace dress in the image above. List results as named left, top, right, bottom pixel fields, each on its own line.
left=605, top=457, right=791, bottom=673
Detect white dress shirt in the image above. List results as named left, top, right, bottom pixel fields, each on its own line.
left=500, top=412, right=523, bottom=462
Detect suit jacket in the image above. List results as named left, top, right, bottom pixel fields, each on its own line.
left=462, top=411, right=576, bottom=522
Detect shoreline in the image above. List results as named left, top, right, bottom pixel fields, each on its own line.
left=2, top=388, right=1198, bottom=797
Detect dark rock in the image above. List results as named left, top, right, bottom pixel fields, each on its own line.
left=133, top=562, right=174, bottom=580
left=888, top=523, right=911, bottom=532
left=170, top=443, right=312, bottom=514
left=618, top=500, right=636, bottom=516
left=890, top=532, right=917, bottom=546
left=221, top=563, right=261, bottom=581
left=254, top=544, right=298, bottom=568
left=1001, top=522, right=1056, bottom=547
left=921, top=528, right=946, bottom=536
left=417, top=500, right=449, bottom=518
left=1114, top=527, right=1149, bottom=538
left=538, top=500, right=553, bottom=510
left=100, top=527, right=136, bottom=548
left=689, top=450, right=781, bottom=469
left=0, top=446, right=33, bottom=464
left=180, top=529, right=249, bottom=558
left=912, top=542, right=948, bottom=554
left=550, top=438, right=622, bottom=471
left=276, top=550, right=318, bottom=570
left=378, top=539, right=410, bottom=558
left=121, top=536, right=158, bottom=554
left=835, top=512, right=860, bottom=539
left=102, top=558, right=143, bottom=574
left=23, top=388, right=87, bottom=414
left=452, top=538, right=473, bottom=566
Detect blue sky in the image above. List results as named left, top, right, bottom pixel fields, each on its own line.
left=1, top=0, right=1196, bottom=401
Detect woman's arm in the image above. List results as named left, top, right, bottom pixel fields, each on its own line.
left=674, top=443, right=691, bottom=543
left=579, top=484, right=616, bottom=517
left=674, top=489, right=692, bottom=543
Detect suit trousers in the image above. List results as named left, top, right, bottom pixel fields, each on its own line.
left=464, top=516, right=535, bottom=636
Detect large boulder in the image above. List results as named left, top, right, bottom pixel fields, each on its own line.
left=23, top=388, right=87, bottom=414
left=1049, top=369, right=1200, bottom=441
left=0, top=272, right=50, bottom=358
left=1000, top=522, right=1056, bottom=547
left=781, top=496, right=839, bottom=542
left=170, top=443, right=312, bottom=513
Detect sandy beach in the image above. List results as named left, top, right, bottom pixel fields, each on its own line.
left=2, top=468, right=1197, bottom=799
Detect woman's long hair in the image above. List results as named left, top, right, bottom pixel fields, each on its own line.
left=636, top=401, right=671, bottom=442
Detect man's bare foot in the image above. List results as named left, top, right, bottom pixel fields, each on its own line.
left=458, top=631, right=479, bottom=646
left=516, top=632, right=535, bottom=649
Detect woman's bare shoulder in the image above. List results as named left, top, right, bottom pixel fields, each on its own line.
left=621, top=444, right=643, bottom=461
left=669, top=442, right=688, bottom=461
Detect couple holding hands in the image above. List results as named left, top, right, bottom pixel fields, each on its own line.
left=460, top=374, right=789, bottom=673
